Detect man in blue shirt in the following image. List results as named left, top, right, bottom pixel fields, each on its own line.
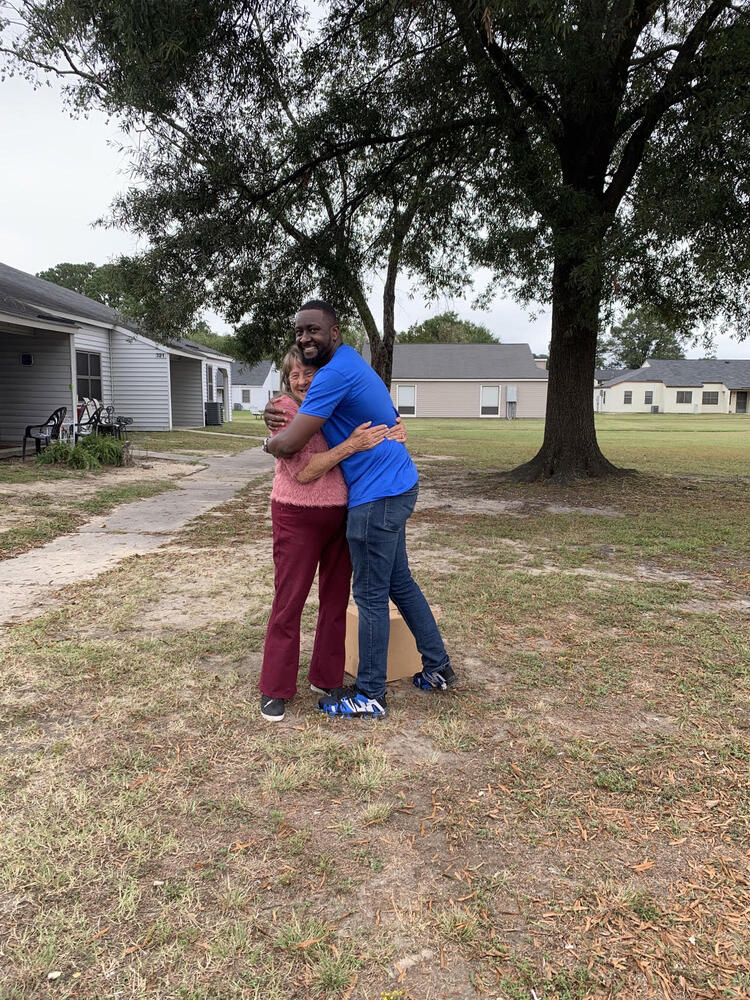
left=265, top=299, right=457, bottom=718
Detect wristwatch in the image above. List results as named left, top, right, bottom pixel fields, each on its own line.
left=262, top=437, right=270, bottom=453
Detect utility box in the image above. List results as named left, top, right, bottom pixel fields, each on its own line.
left=651, top=405, right=659, bottom=413
left=344, top=602, right=423, bottom=682
left=205, top=401, right=223, bottom=426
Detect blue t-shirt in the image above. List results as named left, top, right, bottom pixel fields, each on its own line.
left=299, top=345, right=418, bottom=507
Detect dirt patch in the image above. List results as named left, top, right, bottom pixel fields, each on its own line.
left=1, top=454, right=748, bottom=1000
left=0, top=459, right=199, bottom=504
left=138, top=541, right=274, bottom=632
left=418, top=487, right=624, bottom=518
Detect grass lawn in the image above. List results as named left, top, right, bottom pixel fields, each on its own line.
left=1, top=415, right=748, bottom=999
left=195, top=411, right=268, bottom=436
left=128, top=410, right=268, bottom=453
left=0, top=457, right=190, bottom=560
left=128, top=428, right=263, bottom=455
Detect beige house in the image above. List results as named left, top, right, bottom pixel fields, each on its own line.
left=373, top=343, right=548, bottom=419
left=597, top=359, right=750, bottom=415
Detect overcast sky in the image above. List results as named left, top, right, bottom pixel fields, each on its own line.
left=2, top=73, right=748, bottom=359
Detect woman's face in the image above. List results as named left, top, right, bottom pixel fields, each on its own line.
left=288, top=361, right=315, bottom=402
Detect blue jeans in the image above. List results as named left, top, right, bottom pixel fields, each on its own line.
left=346, top=484, right=450, bottom=698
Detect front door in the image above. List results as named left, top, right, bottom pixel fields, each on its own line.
left=737, top=391, right=748, bottom=414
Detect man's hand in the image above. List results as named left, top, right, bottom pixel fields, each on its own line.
left=386, top=416, right=407, bottom=443
left=264, top=397, right=288, bottom=431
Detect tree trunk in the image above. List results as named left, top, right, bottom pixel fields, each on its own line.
left=509, top=251, right=622, bottom=484
left=378, top=269, right=396, bottom=390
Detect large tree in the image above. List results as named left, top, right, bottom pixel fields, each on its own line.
left=37, top=259, right=148, bottom=316
left=4, top=2, right=750, bottom=482
left=598, top=306, right=688, bottom=369
left=2, top=0, right=476, bottom=388
left=316, top=1, right=750, bottom=480
left=398, top=311, right=497, bottom=344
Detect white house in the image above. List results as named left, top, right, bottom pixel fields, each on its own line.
left=369, top=343, right=548, bottom=418
left=596, top=359, right=750, bottom=415
left=0, top=262, right=234, bottom=447
left=224, top=360, right=280, bottom=412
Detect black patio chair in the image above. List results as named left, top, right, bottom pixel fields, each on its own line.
left=22, top=406, right=67, bottom=460
left=114, top=415, right=133, bottom=439
left=75, top=403, right=104, bottom=441
left=96, top=405, right=134, bottom=440
left=97, top=405, right=118, bottom=437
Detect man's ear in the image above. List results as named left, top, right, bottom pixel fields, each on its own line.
left=331, top=324, right=341, bottom=345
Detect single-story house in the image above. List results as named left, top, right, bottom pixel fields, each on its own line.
left=0, top=262, right=234, bottom=446
left=597, top=359, right=750, bottom=414
left=368, top=343, right=548, bottom=418
left=594, top=368, right=628, bottom=412
left=221, top=360, right=281, bottom=412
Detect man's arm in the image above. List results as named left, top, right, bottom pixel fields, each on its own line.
left=266, top=411, right=325, bottom=457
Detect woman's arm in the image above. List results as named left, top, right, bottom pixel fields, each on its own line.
left=295, top=421, right=389, bottom=484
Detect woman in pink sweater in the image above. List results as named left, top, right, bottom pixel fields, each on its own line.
left=259, top=346, right=402, bottom=721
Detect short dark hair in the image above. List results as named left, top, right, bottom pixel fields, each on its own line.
left=298, top=299, right=338, bottom=324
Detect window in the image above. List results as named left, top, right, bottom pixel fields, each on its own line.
left=676, top=391, right=692, bottom=404
left=76, top=351, right=102, bottom=400
left=481, top=384, right=500, bottom=415
left=397, top=384, right=416, bottom=416
left=702, top=391, right=719, bottom=405
left=242, top=389, right=250, bottom=403
left=623, top=391, right=632, bottom=404
left=644, top=391, right=653, bottom=405
left=206, top=366, right=214, bottom=401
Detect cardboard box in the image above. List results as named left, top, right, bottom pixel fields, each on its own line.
left=344, top=601, right=423, bottom=683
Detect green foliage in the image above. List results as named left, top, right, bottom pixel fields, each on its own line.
left=185, top=320, right=238, bottom=358
left=598, top=306, right=688, bottom=369
left=6, top=1, right=750, bottom=475
left=37, top=259, right=144, bottom=319
left=36, top=256, right=201, bottom=339
left=36, top=436, right=126, bottom=470
left=398, top=311, right=497, bottom=344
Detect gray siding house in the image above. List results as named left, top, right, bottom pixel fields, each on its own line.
left=598, top=359, right=750, bottom=414
left=371, top=343, right=548, bottom=418
left=0, top=262, right=234, bottom=445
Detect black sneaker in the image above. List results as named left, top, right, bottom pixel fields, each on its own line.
left=260, top=695, right=285, bottom=722
left=412, top=663, right=457, bottom=691
left=318, top=685, right=387, bottom=719
left=310, top=683, right=335, bottom=695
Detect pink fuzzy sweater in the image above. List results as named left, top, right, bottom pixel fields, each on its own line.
left=269, top=395, right=348, bottom=507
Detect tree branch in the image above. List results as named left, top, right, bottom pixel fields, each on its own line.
left=604, top=0, right=736, bottom=214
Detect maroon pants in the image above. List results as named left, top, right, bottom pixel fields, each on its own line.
left=259, top=500, right=352, bottom=699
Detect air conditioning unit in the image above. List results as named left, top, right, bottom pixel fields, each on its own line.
left=650, top=405, right=659, bottom=413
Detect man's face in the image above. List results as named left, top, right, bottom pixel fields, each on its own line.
left=294, top=309, right=339, bottom=368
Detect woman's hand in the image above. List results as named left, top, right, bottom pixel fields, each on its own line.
left=346, top=421, right=389, bottom=453
left=386, top=416, right=407, bottom=443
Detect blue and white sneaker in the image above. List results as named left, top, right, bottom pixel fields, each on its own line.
left=318, top=685, right=387, bottom=719
left=413, top=663, right=457, bottom=691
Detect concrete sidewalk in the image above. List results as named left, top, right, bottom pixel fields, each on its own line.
left=0, top=446, right=273, bottom=627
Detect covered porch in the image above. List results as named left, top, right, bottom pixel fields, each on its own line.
left=0, top=304, right=78, bottom=457
left=169, top=348, right=233, bottom=427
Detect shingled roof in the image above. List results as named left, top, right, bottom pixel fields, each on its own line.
left=0, top=261, right=126, bottom=327
left=229, top=360, right=274, bottom=385
left=604, top=359, right=750, bottom=390
left=365, top=343, right=547, bottom=380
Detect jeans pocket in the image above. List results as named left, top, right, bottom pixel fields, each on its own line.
left=383, top=488, right=417, bottom=531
